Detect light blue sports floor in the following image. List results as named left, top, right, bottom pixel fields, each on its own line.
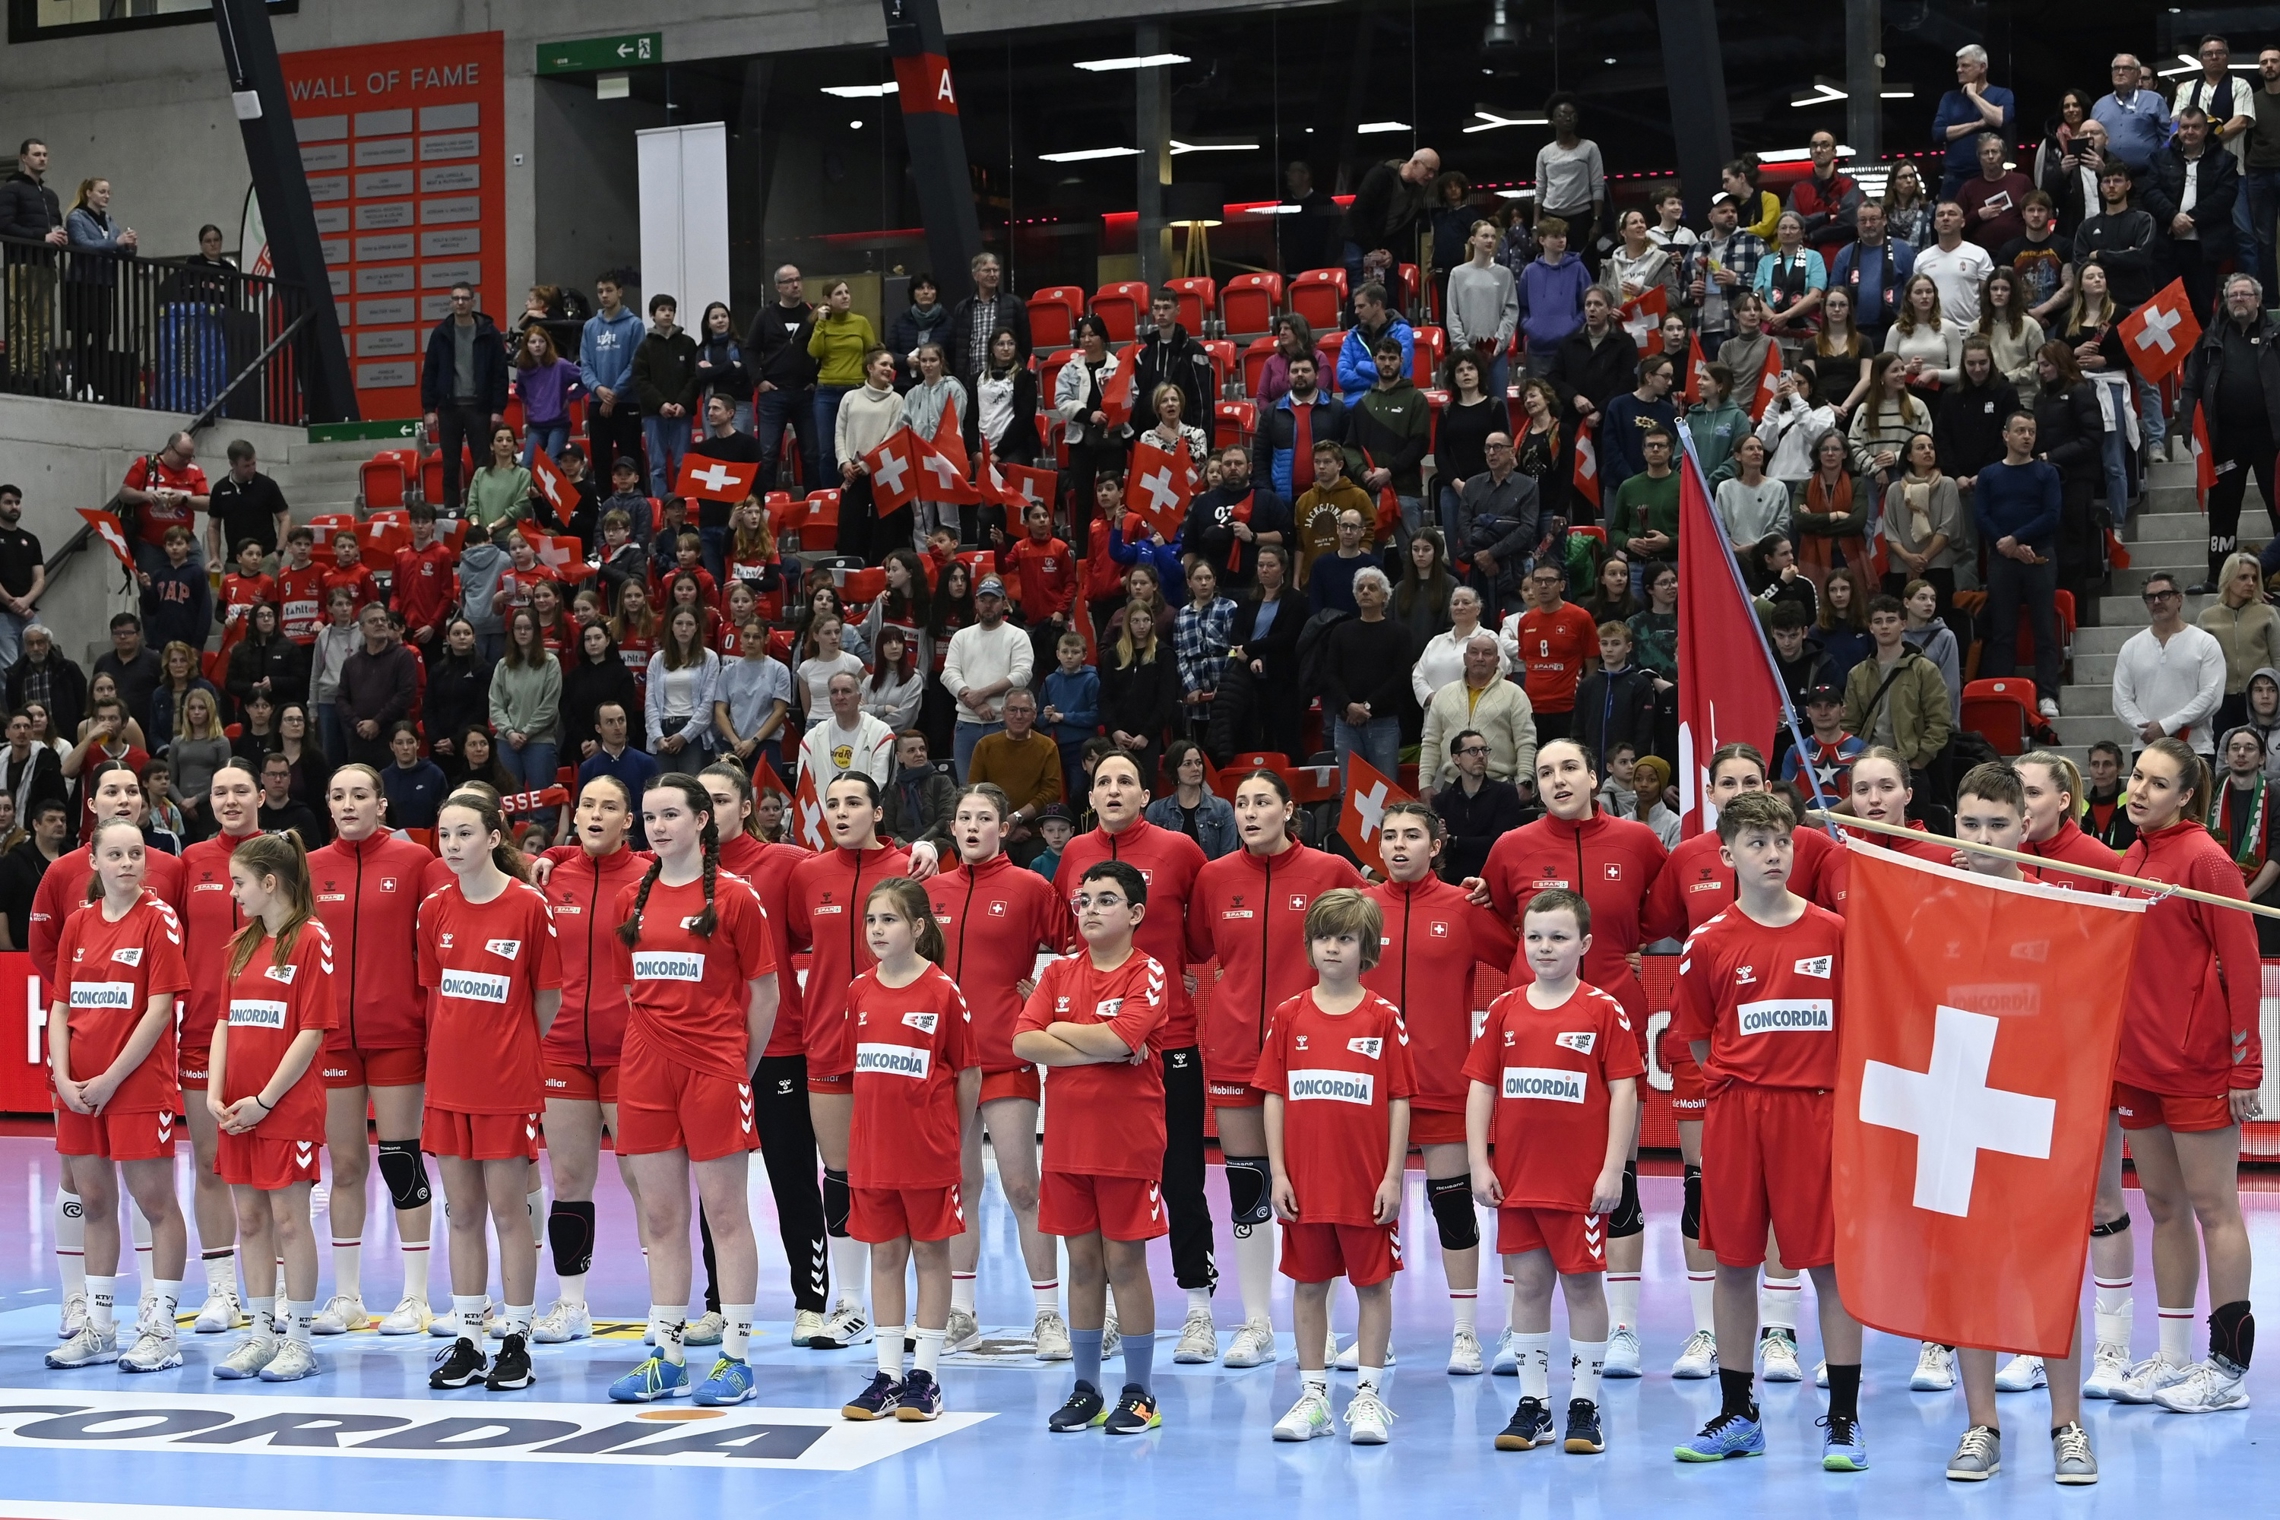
left=0, top=1137, right=2272, bottom=1519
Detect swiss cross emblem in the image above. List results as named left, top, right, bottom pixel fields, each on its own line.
left=380, top=878, right=398, bottom=893
left=988, top=900, right=1007, bottom=918
left=1428, top=921, right=1449, bottom=939
left=1289, top=894, right=1307, bottom=912
left=1603, top=863, right=1622, bottom=881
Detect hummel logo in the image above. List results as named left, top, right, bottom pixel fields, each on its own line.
left=1735, top=965, right=1757, bottom=985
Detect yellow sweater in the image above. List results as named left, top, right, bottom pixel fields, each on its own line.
left=806, top=310, right=878, bottom=387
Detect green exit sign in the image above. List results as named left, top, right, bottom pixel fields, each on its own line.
left=537, top=33, right=663, bottom=75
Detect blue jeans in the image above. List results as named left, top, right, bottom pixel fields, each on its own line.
left=1436, top=480, right=1465, bottom=555
left=952, top=719, right=1003, bottom=784
left=520, top=421, right=569, bottom=467
left=2247, top=168, right=2280, bottom=296
left=756, top=386, right=816, bottom=493
left=698, top=524, right=730, bottom=585
left=316, top=705, right=346, bottom=764
left=0, top=609, right=25, bottom=671
left=657, top=736, right=711, bottom=775
left=499, top=736, right=560, bottom=825
left=2133, top=373, right=2166, bottom=455
left=814, top=386, right=854, bottom=482
left=2100, top=426, right=2134, bottom=524
left=1332, top=714, right=1401, bottom=788
left=643, top=415, right=691, bottom=498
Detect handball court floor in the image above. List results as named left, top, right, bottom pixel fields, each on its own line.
left=0, top=1137, right=2275, bottom=1519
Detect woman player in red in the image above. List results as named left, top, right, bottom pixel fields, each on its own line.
left=207, top=831, right=336, bottom=1382
left=839, top=878, right=979, bottom=1422
left=43, top=818, right=191, bottom=1374
left=604, top=775, right=779, bottom=1407
left=420, top=789, right=563, bottom=1393
left=1188, top=770, right=1363, bottom=1368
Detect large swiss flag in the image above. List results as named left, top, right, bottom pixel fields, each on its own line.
left=1836, top=841, right=2147, bottom=1355
left=1127, top=436, right=1193, bottom=542
left=1338, top=753, right=1414, bottom=877
left=1619, top=286, right=1668, bottom=353
left=2117, top=276, right=2201, bottom=384
left=862, top=428, right=923, bottom=514
left=1675, top=441, right=1785, bottom=834
left=676, top=452, right=758, bottom=502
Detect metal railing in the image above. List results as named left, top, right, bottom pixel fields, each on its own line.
left=1, top=234, right=313, bottom=425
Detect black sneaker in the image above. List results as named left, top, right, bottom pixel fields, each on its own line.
left=1495, top=1395, right=1553, bottom=1450
left=1103, top=1383, right=1161, bottom=1434
left=486, top=1332, right=533, bottom=1391
left=1563, top=1397, right=1604, bottom=1454
left=841, top=1371, right=902, bottom=1420
left=429, top=1336, right=489, bottom=1389
left=1048, top=1379, right=1106, bottom=1432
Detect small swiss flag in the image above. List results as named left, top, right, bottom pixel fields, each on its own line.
left=792, top=758, right=830, bottom=852
left=1749, top=359, right=1783, bottom=422
left=1100, top=350, right=1138, bottom=429
left=1338, top=752, right=1415, bottom=877
left=2117, top=276, right=2201, bottom=384
left=1681, top=333, right=1710, bottom=404
left=1620, top=287, right=1668, bottom=353
left=862, top=428, right=923, bottom=514
left=77, top=507, right=137, bottom=573
left=528, top=447, right=576, bottom=522
left=676, top=452, right=758, bottom=502
left=530, top=534, right=592, bottom=581
left=1571, top=418, right=1601, bottom=510
left=1127, top=435, right=1193, bottom=542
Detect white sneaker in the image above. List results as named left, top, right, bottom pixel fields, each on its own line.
left=2112, top=1355, right=2192, bottom=1405
left=377, top=1296, right=431, bottom=1336
left=44, top=1323, right=117, bottom=1369
left=1173, top=1308, right=1218, bottom=1364
left=1672, top=1328, right=1718, bottom=1379
left=2037, top=697, right=2060, bottom=721
left=1272, top=1387, right=1335, bottom=1441
left=119, top=1324, right=183, bottom=1373
left=684, top=1309, right=726, bottom=1346
left=1330, top=1331, right=1349, bottom=1369
left=1994, top=1354, right=2047, bottom=1392
left=1102, top=1312, right=1121, bottom=1362
left=1759, top=1328, right=1804, bottom=1383
left=2151, top=1357, right=2251, bottom=1413
left=1223, top=1317, right=1276, bottom=1368
left=1490, top=1327, right=1518, bottom=1375
left=532, top=1300, right=591, bottom=1344
left=59, top=1290, right=89, bottom=1339
left=1815, top=1358, right=1829, bottom=1389
left=214, top=1334, right=279, bottom=1380
left=1032, top=1308, right=1073, bottom=1361
left=433, top=1300, right=490, bottom=1339
left=1602, top=1325, right=1643, bottom=1379
left=1447, top=1326, right=1484, bottom=1376
left=310, top=1293, right=369, bottom=1336
left=2082, top=1341, right=2133, bottom=1399
left=1911, top=1341, right=1957, bottom=1391
left=1344, top=1387, right=1395, bottom=1444
left=944, top=1307, right=981, bottom=1352
left=258, top=1339, right=319, bottom=1382
left=817, top=1302, right=874, bottom=1348
left=792, top=1308, right=828, bottom=1348
left=192, top=1287, right=242, bottom=1335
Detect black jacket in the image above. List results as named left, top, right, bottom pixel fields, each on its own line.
left=423, top=650, right=496, bottom=750
left=4, top=652, right=86, bottom=738
left=2033, top=379, right=2106, bottom=484
left=1342, top=160, right=1427, bottom=251
left=420, top=314, right=511, bottom=413
left=691, top=331, right=752, bottom=402
left=886, top=304, right=953, bottom=387
left=1128, top=324, right=1217, bottom=449
left=2178, top=312, right=2280, bottom=452
left=1433, top=777, right=1531, bottom=881
left=0, top=171, right=61, bottom=251
left=1230, top=587, right=1304, bottom=690
left=2143, top=146, right=2239, bottom=265
left=1574, top=664, right=1662, bottom=775
left=632, top=326, right=702, bottom=415
left=1549, top=328, right=1639, bottom=421
left=1183, top=486, right=1293, bottom=588
left=2072, top=209, right=2161, bottom=309
left=560, top=647, right=644, bottom=761
left=224, top=633, right=310, bottom=715
left=1934, top=375, right=2025, bottom=478
left=944, top=293, right=1033, bottom=385
left=745, top=300, right=818, bottom=391
left=1099, top=647, right=1178, bottom=744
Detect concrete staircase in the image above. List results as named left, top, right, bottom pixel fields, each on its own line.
left=266, top=435, right=372, bottom=521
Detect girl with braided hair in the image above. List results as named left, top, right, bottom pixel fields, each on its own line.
left=606, top=774, right=781, bottom=1407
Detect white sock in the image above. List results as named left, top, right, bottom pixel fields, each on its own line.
left=1303, top=1369, right=1328, bottom=1397
left=1186, top=1286, right=1212, bottom=1319
left=401, top=1240, right=431, bottom=1303
left=1356, top=1364, right=1384, bottom=1394
left=1760, top=1275, right=1802, bottom=1333
left=504, top=1302, right=533, bottom=1337
left=249, top=1295, right=278, bottom=1342
left=332, top=1239, right=361, bottom=1302
left=526, top=1188, right=544, bottom=1250
left=1516, top=1330, right=1552, bottom=1399
left=914, top=1325, right=945, bottom=1376
left=650, top=1306, right=686, bottom=1366
left=877, top=1332, right=903, bottom=1378
left=86, top=1275, right=116, bottom=1333
left=1606, top=1272, right=1641, bottom=1332
left=951, top=1273, right=976, bottom=1316
left=559, top=1272, right=587, bottom=1307
left=1034, top=1279, right=1062, bottom=1315
left=453, top=1294, right=485, bottom=1341
left=2094, top=1275, right=2134, bottom=1350
left=1450, top=1288, right=1479, bottom=1333
left=129, top=1199, right=153, bottom=1279
left=1687, top=1272, right=1716, bottom=1335
left=1571, top=1338, right=1606, bottom=1403
left=2158, top=1305, right=2194, bottom=1366
left=287, top=1299, right=315, bottom=1345
left=54, top=1185, right=86, bottom=1296
left=724, top=1303, right=753, bottom=1361
left=829, top=1236, right=869, bottom=1309
left=203, top=1251, right=234, bottom=1297
left=151, top=1279, right=181, bottom=1329
left=1236, top=1225, right=1276, bottom=1324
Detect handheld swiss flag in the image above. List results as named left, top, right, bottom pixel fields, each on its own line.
left=791, top=758, right=830, bottom=852
left=1748, top=359, right=1784, bottom=422
left=1571, top=418, right=1601, bottom=511
left=1127, top=435, right=1193, bottom=542
left=359, top=515, right=409, bottom=571
left=530, top=533, right=592, bottom=581
left=528, top=447, right=576, bottom=524
left=1338, top=753, right=1415, bottom=877
left=77, top=507, right=137, bottom=573
left=1681, top=333, right=1710, bottom=404
left=862, top=428, right=922, bottom=514
left=1676, top=439, right=1785, bottom=834
left=2192, top=408, right=2217, bottom=508
left=2117, top=276, right=2201, bottom=384
left=1100, top=350, right=1138, bottom=429
left=676, top=452, right=758, bottom=502
left=1619, top=286, right=1669, bottom=353
left=1836, top=840, right=2147, bottom=1355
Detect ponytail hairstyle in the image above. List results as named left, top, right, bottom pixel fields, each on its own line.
left=699, top=760, right=764, bottom=840
left=439, top=787, right=529, bottom=882
left=331, top=760, right=386, bottom=793
left=618, top=774, right=721, bottom=947
left=2139, top=735, right=2213, bottom=827
left=225, top=830, right=320, bottom=978
left=866, top=876, right=945, bottom=966
left=2012, top=750, right=2086, bottom=822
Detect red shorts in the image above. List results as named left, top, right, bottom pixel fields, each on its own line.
left=1409, top=1106, right=1466, bottom=1147
left=543, top=1063, right=622, bottom=1104
left=2112, top=1081, right=2235, bottom=1133
left=1699, top=1084, right=1834, bottom=1270
left=216, top=1130, right=323, bottom=1189
left=1207, top=1081, right=1267, bottom=1110
left=617, top=1046, right=757, bottom=1161
left=1280, top=1220, right=1403, bottom=1286
left=179, top=1044, right=211, bottom=1091
left=319, top=1045, right=425, bottom=1091
left=980, top=1066, right=1042, bottom=1105
left=850, top=1183, right=965, bottom=1243
left=1667, top=1046, right=1707, bottom=1116
left=807, top=1069, right=851, bottom=1096
left=1039, top=1171, right=1167, bottom=1242
left=421, top=1106, right=540, bottom=1162
left=1496, top=1206, right=1608, bottom=1275
left=55, top=1107, right=177, bottom=1162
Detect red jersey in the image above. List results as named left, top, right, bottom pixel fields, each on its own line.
left=1483, top=811, right=1666, bottom=1028
left=391, top=542, right=459, bottom=633
left=1672, top=903, right=1848, bottom=1090
left=1004, top=534, right=1078, bottom=619
left=721, top=832, right=810, bottom=1058
left=1187, top=842, right=1365, bottom=1089
left=1082, top=517, right=1129, bottom=603
left=54, top=893, right=190, bottom=1112
left=219, top=925, right=337, bottom=1138
left=610, top=872, right=777, bottom=1081
left=1252, top=990, right=1415, bottom=1224
left=30, top=846, right=184, bottom=1005
left=417, top=880, right=563, bottom=1114
left=847, top=963, right=977, bottom=1188
left=496, top=563, right=559, bottom=614
left=1510, top=601, right=1600, bottom=714
left=2117, top=818, right=2263, bottom=1094
left=617, top=627, right=658, bottom=697
left=1018, top=950, right=1168, bottom=1178
left=1362, top=875, right=1517, bottom=1111
left=272, top=562, right=326, bottom=645
left=786, top=842, right=912, bottom=1075
left=927, top=852, right=1070, bottom=1073
left=178, top=830, right=259, bottom=1053
left=1463, top=981, right=1643, bottom=1211
left=221, top=571, right=274, bottom=637
left=538, top=844, right=651, bottom=1069
left=724, top=552, right=784, bottom=623
left=2022, top=818, right=2119, bottom=894
left=308, top=832, right=433, bottom=1052
left=1644, top=825, right=1843, bottom=941
left=122, top=454, right=206, bottom=547
left=1054, top=818, right=1207, bottom=1048
left=323, top=562, right=380, bottom=612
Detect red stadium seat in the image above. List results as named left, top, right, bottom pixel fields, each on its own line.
left=837, top=566, right=887, bottom=606
left=1027, top=286, right=1085, bottom=350
left=1397, top=263, right=1420, bottom=312
left=1214, top=400, right=1257, bottom=446
left=1092, top=282, right=1153, bottom=343
left=502, top=396, right=525, bottom=435
left=788, top=490, right=841, bottom=553
left=1166, top=276, right=1217, bottom=333
left=1240, top=335, right=1277, bottom=397
left=1040, top=351, right=1075, bottom=408
left=1289, top=268, right=1348, bottom=331
left=1962, top=678, right=2039, bottom=757
left=360, top=450, right=414, bottom=511
left=1199, top=338, right=1235, bottom=396
left=2014, top=590, right=2077, bottom=673
left=1411, top=325, right=1447, bottom=388
left=418, top=449, right=474, bottom=509
left=1221, top=272, right=1283, bottom=339
left=762, top=490, right=796, bottom=537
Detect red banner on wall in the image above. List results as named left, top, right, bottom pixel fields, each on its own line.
left=0, top=953, right=49, bottom=1115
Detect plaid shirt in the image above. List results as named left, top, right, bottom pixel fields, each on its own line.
left=1172, top=595, right=1237, bottom=696
left=1684, top=230, right=1767, bottom=331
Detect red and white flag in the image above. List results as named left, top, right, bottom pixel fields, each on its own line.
left=1338, top=753, right=1415, bottom=877
left=862, top=428, right=922, bottom=514
left=1127, top=435, right=1193, bottom=542
left=1676, top=443, right=1783, bottom=834
left=1748, top=359, right=1784, bottom=422
left=791, top=759, right=830, bottom=852
left=676, top=452, right=758, bottom=502
left=1571, top=418, right=1601, bottom=511
left=1619, top=286, right=1669, bottom=353
left=2192, top=408, right=2217, bottom=508
left=358, top=516, right=409, bottom=571
left=914, top=400, right=979, bottom=505
left=530, top=533, right=591, bottom=580
left=1836, top=841, right=2147, bottom=1355
left=1680, top=333, right=1710, bottom=404
left=77, top=507, right=136, bottom=573
left=1100, top=350, right=1138, bottom=429
left=528, top=447, right=577, bottom=524
left=2117, top=276, right=2201, bottom=384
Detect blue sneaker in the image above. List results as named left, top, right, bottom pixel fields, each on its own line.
left=1819, top=1413, right=1868, bottom=1471
left=608, top=1353, right=689, bottom=1403
left=693, top=1356, right=756, bottom=1406
left=896, top=1367, right=944, bottom=1422
left=843, top=1370, right=903, bottom=1420
left=1674, top=1409, right=1766, bottom=1462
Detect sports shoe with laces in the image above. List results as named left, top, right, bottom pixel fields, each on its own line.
left=815, top=1302, right=874, bottom=1349
left=607, top=1352, right=688, bottom=1403
left=1910, top=1341, right=1957, bottom=1391
left=486, top=1332, right=534, bottom=1390
left=2151, top=1356, right=2251, bottom=1413
left=60, top=1290, right=89, bottom=1339
left=693, top=1356, right=755, bottom=1406
left=1048, top=1379, right=1105, bottom=1432
left=683, top=1308, right=726, bottom=1346
left=1945, top=1423, right=2000, bottom=1480
left=1103, top=1383, right=1161, bottom=1434
left=1490, top=1326, right=1518, bottom=1375
left=215, top=1334, right=280, bottom=1380
left=1819, top=1412, right=1868, bottom=1471
left=1758, top=1327, right=1804, bottom=1383
left=1994, top=1354, right=2046, bottom=1392
left=2082, top=1341, right=2133, bottom=1399
left=1101, top=1312, right=1120, bottom=1362
left=1671, top=1328, right=1718, bottom=1379
left=1333, top=1334, right=1394, bottom=1370
left=896, top=1367, right=944, bottom=1421
left=532, top=1300, right=591, bottom=1344
left=1447, top=1326, right=1484, bottom=1376
left=119, top=1323, right=183, bottom=1373
left=429, top=1336, right=490, bottom=1389
left=44, top=1323, right=117, bottom=1369
left=1674, top=1408, right=1765, bottom=1461
left=1495, top=1395, right=1553, bottom=1451
left=792, top=1308, right=829, bottom=1348
left=259, top=1339, right=319, bottom=1382
left=1222, top=1317, right=1275, bottom=1368
left=311, top=1293, right=369, bottom=1335
left=1344, top=1386, right=1394, bottom=1444
left=1032, top=1308, right=1072, bottom=1361
left=192, top=1286, right=241, bottom=1335
left=842, top=1371, right=903, bottom=1420
left=2113, top=1355, right=2193, bottom=1404
left=1173, top=1308, right=1218, bottom=1363
left=1273, top=1387, right=1335, bottom=1441
left=376, top=1296, right=430, bottom=1336
left=944, top=1307, right=981, bottom=1352
left=1563, top=1397, right=1604, bottom=1454
left=2052, top=1420, right=2098, bottom=1484
left=1602, top=1325, right=1642, bottom=1378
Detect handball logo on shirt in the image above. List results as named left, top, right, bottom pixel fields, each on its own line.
left=1347, top=1037, right=1383, bottom=1059
left=486, top=939, right=522, bottom=959
left=1503, top=1066, right=1587, bottom=1103
left=902, top=1011, right=939, bottom=1033
left=1735, top=998, right=1835, bottom=1035
left=632, top=951, right=706, bottom=982
left=228, top=999, right=287, bottom=1028
left=1792, top=955, right=1832, bottom=979
left=1294, top=1034, right=1309, bottom=1051
left=1503, top=1029, right=1518, bottom=1046
left=110, top=947, right=143, bottom=966
left=438, top=933, right=454, bottom=948
left=1288, top=1069, right=1374, bottom=1104
left=265, top=963, right=299, bottom=984
left=440, top=969, right=512, bottom=1003
left=67, top=981, right=136, bottom=1010
left=1556, top=1030, right=1597, bottom=1054
left=1055, top=995, right=1071, bottom=1012
left=855, top=1041, right=931, bottom=1079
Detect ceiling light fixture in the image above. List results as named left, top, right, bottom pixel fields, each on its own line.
left=1757, top=144, right=1852, bottom=163
left=1245, top=204, right=1302, bottom=215
left=1494, top=188, right=1537, bottom=200
left=1170, top=139, right=1260, bottom=154
left=1791, top=79, right=1847, bottom=107
left=1037, top=147, right=1144, bottom=163
left=1355, top=121, right=1410, bottom=134
left=820, top=84, right=898, bottom=98
left=1464, top=109, right=1549, bottom=134
left=1073, top=53, right=1190, bottom=72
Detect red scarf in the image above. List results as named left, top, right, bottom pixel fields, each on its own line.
left=1225, top=491, right=1254, bottom=572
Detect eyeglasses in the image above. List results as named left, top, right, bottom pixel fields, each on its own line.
left=1069, top=892, right=1129, bottom=911
left=2144, top=589, right=2183, bottom=603
left=1455, top=745, right=1490, bottom=756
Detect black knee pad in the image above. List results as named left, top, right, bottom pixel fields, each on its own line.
left=822, top=1168, right=851, bottom=1239
left=1681, top=1163, right=1702, bottom=1241
left=1426, top=1174, right=1480, bottom=1251
left=547, top=1201, right=595, bottom=1278
left=1608, top=1160, right=1644, bottom=1239
left=1223, top=1155, right=1272, bottom=1231
left=376, top=1139, right=431, bottom=1211
left=2089, top=1214, right=2132, bottom=1239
